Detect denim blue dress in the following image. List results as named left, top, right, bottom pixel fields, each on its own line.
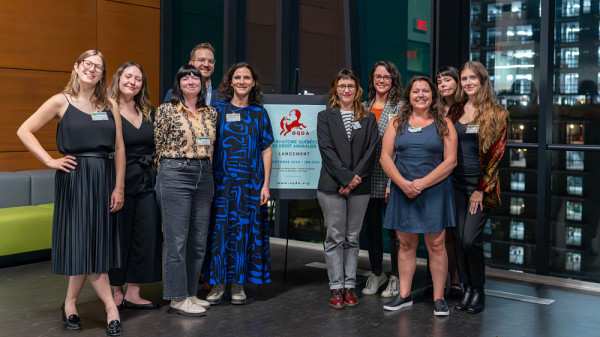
left=206, top=100, right=274, bottom=285
left=383, top=121, right=456, bottom=233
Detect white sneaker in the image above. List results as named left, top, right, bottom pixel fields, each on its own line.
left=231, top=283, right=247, bottom=305
left=206, top=284, right=225, bottom=305
left=362, top=273, right=388, bottom=295
left=168, top=297, right=206, bottom=316
left=190, top=296, right=211, bottom=309
left=382, top=275, right=399, bottom=298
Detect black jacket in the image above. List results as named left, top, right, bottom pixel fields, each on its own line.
left=317, top=107, right=378, bottom=195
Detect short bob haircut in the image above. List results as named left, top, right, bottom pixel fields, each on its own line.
left=170, top=64, right=206, bottom=109
left=328, top=68, right=366, bottom=120
left=435, top=66, right=460, bottom=105
left=218, top=62, right=263, bottom=106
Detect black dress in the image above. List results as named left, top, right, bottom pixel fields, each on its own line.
left=52, top=102, right=121, bottom=275
left=109, top=112, right=162, bottom=285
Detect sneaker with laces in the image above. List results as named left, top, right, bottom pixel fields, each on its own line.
left=434, top=299, right=450, bottom=316
left=362, top=273, right=388, bottom=295
left=168, top=297, right=207, bottom=316
left=206, top=284, right=225, bottom=305
left=231, top=283, right=247, bottom=305
left=329, top=290, right=344, bottom=309
left=343, top=288, right=359, bottom=307
left=190, top=296, right=211, bottom=309
left=381, top=275, right=399, bottom=298
left=383, top=294, right=413, bottom=311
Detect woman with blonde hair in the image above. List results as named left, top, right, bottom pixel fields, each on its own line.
left=107, top=62, right=162, bottom=311
left=17, top=50, right=125, bottom=335
left=450, top=61, right=508, bottom=314
left=317, top=68, right=378, bottom=309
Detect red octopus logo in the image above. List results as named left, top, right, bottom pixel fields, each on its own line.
left=280, top=109, right=308, bottom=136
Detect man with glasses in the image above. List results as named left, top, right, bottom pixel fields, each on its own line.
left=163, top=42, right=218, bottom=105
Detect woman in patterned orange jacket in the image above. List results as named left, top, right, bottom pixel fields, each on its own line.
left=449, top=61, right=507, bottom=314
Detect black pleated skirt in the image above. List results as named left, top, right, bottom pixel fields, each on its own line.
left=51, top=157, right=121, bottom=275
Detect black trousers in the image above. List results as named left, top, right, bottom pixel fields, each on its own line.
left=364, top=198, right=399, bottom=277
left=109, top=190, right=162, bottom=285
left=453, top=175, right=490, bottom=289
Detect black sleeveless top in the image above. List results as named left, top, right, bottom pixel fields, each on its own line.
left=454, top=121, right=479, bottom=176
left=122, top=111, right=156, bottom=195
left=56, top=103, right=116, bottom=155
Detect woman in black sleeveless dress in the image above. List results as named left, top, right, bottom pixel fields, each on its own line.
left=17, top=50, right=126, bottom=336
left=107, top=62, right=162, bottom=310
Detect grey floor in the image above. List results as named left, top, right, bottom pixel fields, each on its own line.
left=2, top=240, right=600, bottom=337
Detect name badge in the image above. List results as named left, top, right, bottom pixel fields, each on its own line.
left=388, top=114, right=398, bottom=120
left=226, top=113, right=241, bottom=122
left=408, top=126, right=422, bottom=133
left=197, top=137, right=210, bottom=146
left=351, top=121, right=362, bottom=129
left=466, top=125, right=479, bottom=134
left=91, top=111, right=109, bottom=121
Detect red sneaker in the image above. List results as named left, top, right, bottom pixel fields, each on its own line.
left=329, top=290, right=345, bottom=309
left=343, top=288, right=359, bottom=307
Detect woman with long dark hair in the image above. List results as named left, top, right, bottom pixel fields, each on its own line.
left=450, top=61, right=507, bottom=314
left=107, top=62, right=162, bottom=310
left=317, top=68, right=378, bottom=309
left=361, top=61, right=403, bottom=298
left=206, top=62, right=273, bottom=305
left=381, top=76, right=457, bottom=316
left=17, top=50, right=125, bottom=335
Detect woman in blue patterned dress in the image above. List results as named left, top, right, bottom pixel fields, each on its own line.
left=206, top=62, right=273, bottom=305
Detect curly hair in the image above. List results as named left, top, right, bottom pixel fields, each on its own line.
left=327, top=68, right=366, bottom=121
left=366, top=61, right=403, bottom=106
left=63, top=50, right=111, bottom=111
left=217, top=62, right=263, bottom=106
left=394, top=76, right=448, bottom=139
left=456, top=61, right=508, bottom=153
left=108, top=61, right=154, bottom=121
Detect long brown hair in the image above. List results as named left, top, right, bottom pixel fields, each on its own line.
left=366, top=61, right=403, bottom=106
left=108, top=61, right=154, bottom=121
left=456, top=61, right=508, bottom=152
left=328, top=68, right=366, bottom=120
left=63, top=50, right=110, bottom=111
left=394, top=76, right=448, bottom=139
left=218, top=62, right=263, bottom=106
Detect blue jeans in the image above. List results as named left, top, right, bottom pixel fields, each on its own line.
left=318, top=191, right=370, bottom=290
left=156, top=158, right=213, bottom=300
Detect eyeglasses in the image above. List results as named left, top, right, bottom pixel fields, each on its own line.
left=194, top=58, right=216, bottom=65
left=337, top=84, right=357, bottom=91
left=374, top=74, right=392, bottom=82
left=81, top=59, right=104, bottom=73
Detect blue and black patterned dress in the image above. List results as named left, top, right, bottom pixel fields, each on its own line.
left=207, top=100, right=274, bottom=285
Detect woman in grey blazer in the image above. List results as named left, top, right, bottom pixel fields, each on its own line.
left=361, top=61, right=403, bottom=298
left=317, top=68, right=378, bottom=309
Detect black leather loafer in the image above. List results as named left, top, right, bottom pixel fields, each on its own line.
left=61, top=303, right=82, bottom=330
left=122, top=299, right=162, bottom=310
left=106, top=320, right=122, bottom=336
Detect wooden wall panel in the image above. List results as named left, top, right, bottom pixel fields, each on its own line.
left=0, top=151, right=61, bottom=171
left=0, top=0, right=96, bottom=71
left=0, top=69, right=68, bottom=152
left=98, top=0, right=161, bottom=106
left=107, top=0, right=160, bottom=8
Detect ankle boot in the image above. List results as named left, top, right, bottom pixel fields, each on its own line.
left=467, top=287, right=485, bottom=314
left=455, top=285, right=472, bottom=311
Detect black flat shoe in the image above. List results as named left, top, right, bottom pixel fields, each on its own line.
left=61, top=303, right=82, bottom=330
left=467, top=288, right=485, bottom=314
left=122, top=299, right=161, bottom=310
left=455, top=286, right=472, bottom=311
left=106, top=320, right=122, bottom=336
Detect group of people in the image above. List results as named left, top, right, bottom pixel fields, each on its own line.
left=17, top=43, right=273, bottom=336
left=316, top=61, right=507, bottom=317
left=15, top=40, right=507, bottom=335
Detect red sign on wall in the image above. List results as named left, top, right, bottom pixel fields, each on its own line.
left=407, top=50, right=417, bottom=59
left=416, top=19, right=428, bottom=31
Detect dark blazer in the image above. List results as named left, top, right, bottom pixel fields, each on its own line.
left=163, top=86, right=219, bottom=106
left=317, top=107, right=378, bottom=195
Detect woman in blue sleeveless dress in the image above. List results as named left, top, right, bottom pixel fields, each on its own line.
left=17, top=50, right=126, bottom=336
left=206, top=62, right=273, bottom=305
left=380, top=76, right=457, bottom=316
